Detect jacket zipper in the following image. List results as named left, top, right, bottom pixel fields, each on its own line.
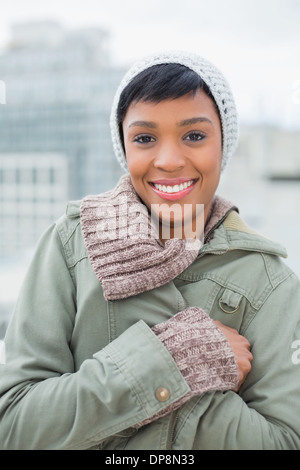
left=166, top=410, right=179, bottom=450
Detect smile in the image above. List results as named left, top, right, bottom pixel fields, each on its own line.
left=153, top=180, right=194, bottom=193
left=149, top=179, right=197, bottom=201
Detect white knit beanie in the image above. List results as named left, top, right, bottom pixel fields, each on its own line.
left=110, top=51, right=239, bottom=172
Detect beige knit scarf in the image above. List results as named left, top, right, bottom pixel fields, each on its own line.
left=80, top=175, right=234, bottom=301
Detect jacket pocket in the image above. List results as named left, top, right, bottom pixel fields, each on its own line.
left=88, top=427, right=138, bottom=450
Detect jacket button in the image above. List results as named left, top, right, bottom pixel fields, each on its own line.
left=155, top=387, right=170, bottom=402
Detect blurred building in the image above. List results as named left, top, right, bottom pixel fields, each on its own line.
left=0, top=152, right=68, bottom=257
left=237, top=125, right=300, bottom=181
left=0, top=20, right=125, bottom=259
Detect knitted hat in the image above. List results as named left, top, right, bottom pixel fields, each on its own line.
left=110, top=50, right=239, bottom=172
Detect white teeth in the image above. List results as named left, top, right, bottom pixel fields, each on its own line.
left=153, top=180, right=194, bottom=193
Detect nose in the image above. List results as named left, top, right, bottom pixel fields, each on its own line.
left=153, top=140, right=186, bottom=171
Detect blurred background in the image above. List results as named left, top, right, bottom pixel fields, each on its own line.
left=0, top=0, right=300, bottom=338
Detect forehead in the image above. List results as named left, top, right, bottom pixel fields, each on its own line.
left=123, top=90, right=220, bottom=126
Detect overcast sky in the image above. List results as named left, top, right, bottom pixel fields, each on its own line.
left=0, top=0, right=299, bottom=127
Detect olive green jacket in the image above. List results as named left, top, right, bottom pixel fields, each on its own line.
left=0, top=201, right=300, bottom=450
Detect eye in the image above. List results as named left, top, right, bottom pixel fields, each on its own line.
left=133, top=134, right=156, bottom=144
left=184, top=131, right=205, bottom=142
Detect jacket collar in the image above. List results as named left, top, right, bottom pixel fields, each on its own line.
left=202, top=209, right=287, bottom=259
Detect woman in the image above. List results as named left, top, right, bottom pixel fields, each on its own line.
left=0, top=51, right=299, bottom=450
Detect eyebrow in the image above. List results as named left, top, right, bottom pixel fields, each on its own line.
left=128, top=120, right=157, bottom=129
left=127, top=117, right=213, bottom=130
left=178, top=117, right=213, bottom=126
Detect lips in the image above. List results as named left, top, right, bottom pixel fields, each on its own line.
left=149, top=178, right=197, bottom=201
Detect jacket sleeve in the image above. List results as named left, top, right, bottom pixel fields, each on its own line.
left=177, top=272, right=300, bottom=450
left=0, top=222, right=190, bottom=450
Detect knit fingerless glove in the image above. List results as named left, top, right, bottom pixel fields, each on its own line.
left=135, top=307, right=239, bottom=428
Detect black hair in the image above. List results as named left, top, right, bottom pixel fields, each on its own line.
left=117, top=63, right=219, bottom=148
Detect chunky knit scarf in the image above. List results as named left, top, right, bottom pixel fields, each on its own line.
left=80, top=175, right=234, bottom=300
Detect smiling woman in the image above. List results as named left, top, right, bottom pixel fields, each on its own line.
left=0, top=50, right=300, bottom=451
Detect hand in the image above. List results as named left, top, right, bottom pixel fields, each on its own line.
left=135, top=308, right=241, bottom=428
left=153, top=307, right=240, bottom=395
left=214, top=320, right=253, bottom=391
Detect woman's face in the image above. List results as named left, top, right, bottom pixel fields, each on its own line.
left=122, top=89, right=223, bottom=241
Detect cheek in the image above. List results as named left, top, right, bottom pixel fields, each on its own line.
left=124, top=145, right=136, bottom=170
left=125, top=143, right=152, bottom=177
left=125, top=153, right=149, bottom=190
left=211, top=151, right=223, bottom=173
left=198, top=145, right=222, bottom=175
left=126, top=153, right=142, bottom=177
